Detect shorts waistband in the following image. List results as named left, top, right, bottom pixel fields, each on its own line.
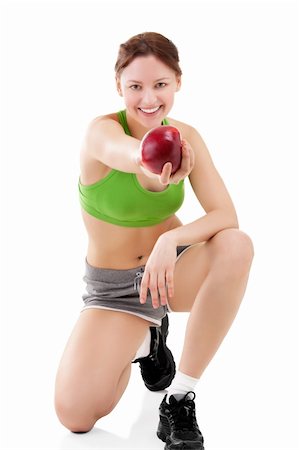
left=84, top=245, right=190, bottom=283
left=84, top=258, right=145, bottom=283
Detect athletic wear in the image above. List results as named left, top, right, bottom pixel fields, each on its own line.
left=166, top=370, right=199, bottom=402
left=82, top=246, right=190, bottom=326
left=78, top=110, right=185, bottom=227
left=133, top=315, right=176, bottom=391
left=133, top=328, right=151, bottom=360
left=157, top=392, right=205, bottom=449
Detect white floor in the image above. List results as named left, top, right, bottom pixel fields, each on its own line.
left=2, top=309, right=299, bottom=450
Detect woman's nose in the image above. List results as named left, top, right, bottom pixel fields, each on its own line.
left=142, top=89, right=157, bottom=105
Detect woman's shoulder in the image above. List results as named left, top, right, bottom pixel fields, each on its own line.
left=83, top=112, right=124, bottom=142
left=166, top=116, right=199, bottom=140
left=167, top=117, right=209, bottom=160
left=88, top=112, right=120, bottom=127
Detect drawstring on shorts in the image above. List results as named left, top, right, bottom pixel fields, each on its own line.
left=133, top=267, right=144, bottom=293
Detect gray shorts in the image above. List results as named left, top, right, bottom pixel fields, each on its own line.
left=82, top=246, right=190, bottom=326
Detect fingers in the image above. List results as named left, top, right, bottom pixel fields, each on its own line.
left=166, top=269, right=174, bottom=299
left=170, top=139, right=194, bottom=184
left=160, top=141, right=192, bottom=186
left=160, top=162, right=172, bottom=185
left=158, top=272, right=168, bottom=306
left=139, top=269, right=174, bottom=308
left=149, top=273, right=160, bottom=309
left=139, top=139, right=194, bottom=186
left=177, top=142, right=191, bottom=176
left=139, top=271, right=159, bottom=309
left=139, top=271, right=150, bottom=304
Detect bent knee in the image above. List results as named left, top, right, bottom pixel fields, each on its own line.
left=55, top=393, right=113, bottom=433
left=210, top=228, right=254, bottom=271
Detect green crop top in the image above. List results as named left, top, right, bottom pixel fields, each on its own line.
left=78, top=110, right=185, bottom=227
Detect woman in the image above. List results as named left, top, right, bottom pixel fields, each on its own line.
left=54, top=32, right=254, bottom=449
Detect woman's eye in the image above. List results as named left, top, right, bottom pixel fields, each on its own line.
left=130, top=85, right=141, bottom=90
left=156, top=82, right=166, bottom=88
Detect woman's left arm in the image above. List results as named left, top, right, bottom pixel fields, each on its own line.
left=164, top=126, right=239, bottom=246
left=139, top=126, right=239, bottom=308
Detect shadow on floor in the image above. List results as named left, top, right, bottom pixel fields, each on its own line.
left=59, top=389, right=166, bottom=450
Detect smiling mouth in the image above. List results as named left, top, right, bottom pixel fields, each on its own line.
left=138, top=106, right=162, bottom=115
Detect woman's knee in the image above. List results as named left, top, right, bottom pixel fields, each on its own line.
left=55, top=390, right=114, bottom=433
left=209, top=228, right=254, bottom=273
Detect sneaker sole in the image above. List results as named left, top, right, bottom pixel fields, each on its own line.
left=157, top=414, right=205, bottom=449
left=165, top=438, right=205, bottom=449
left=157, top=432, right=205, bottom=449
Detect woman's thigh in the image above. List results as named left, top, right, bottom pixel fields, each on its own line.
left=55, top=309, right=151, bottom=430
left=169, top=229, right=254, bottom=312
left=169, top=242, right=210, bottom=312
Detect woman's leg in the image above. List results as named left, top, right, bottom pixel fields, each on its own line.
left=169, top=228, right=254, bottom=378
left=54, top=309, right=151, bottom=432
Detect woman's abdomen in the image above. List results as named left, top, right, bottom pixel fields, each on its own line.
left=82, top=210, right=182, bottom=269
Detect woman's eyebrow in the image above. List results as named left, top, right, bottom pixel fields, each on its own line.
left=126, top=77, right=172, bottom=83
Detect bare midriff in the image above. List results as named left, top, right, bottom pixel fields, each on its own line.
left=82, top=209, right=182, bottom=269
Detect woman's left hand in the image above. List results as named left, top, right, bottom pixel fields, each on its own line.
left=139, top=234, right=177, bottom=309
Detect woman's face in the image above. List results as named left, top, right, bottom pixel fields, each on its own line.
left=116, top=54, right=181, bottom=130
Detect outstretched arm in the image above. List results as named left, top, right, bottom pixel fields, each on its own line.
left=82, top=116, right=192, bottom=184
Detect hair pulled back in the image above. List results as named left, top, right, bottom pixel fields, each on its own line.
left=114, top=32, right=182, bottom=78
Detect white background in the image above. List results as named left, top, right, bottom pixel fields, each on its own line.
left=1, top=0, right=299, bottom=449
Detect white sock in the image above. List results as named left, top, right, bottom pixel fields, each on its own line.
left=133, top=328, right=151, bottom=360
left=166, top=370, right=199, bottom=402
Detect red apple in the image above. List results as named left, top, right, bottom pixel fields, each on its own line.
left=140, top=125, right=182, bottom=174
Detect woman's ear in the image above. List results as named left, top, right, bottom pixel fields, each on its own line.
left=176, top=76, right=182, bottom=92
left=116, top=77, right=123, bottom=96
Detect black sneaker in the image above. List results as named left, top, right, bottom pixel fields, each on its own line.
left=157, top=391, right=205, bottom=449
left=133, top=315, right=176, bottom=391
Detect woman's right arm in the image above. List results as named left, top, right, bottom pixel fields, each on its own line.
left=81, top=116, right=143, bottom=174
left=81, top=116, right=193, bottom=184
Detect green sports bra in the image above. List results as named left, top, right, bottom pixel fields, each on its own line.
left=78, top=110, right=185, bottom=227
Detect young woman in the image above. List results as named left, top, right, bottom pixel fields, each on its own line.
left=54, top=32, right=254, bottom=449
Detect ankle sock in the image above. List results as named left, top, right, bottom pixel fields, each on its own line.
left=133, top=328, right=151, bottom=360
left=166, top=370, right=199, bottom=402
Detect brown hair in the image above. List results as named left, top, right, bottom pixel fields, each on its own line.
left=114, top=32, right=182, bottom=78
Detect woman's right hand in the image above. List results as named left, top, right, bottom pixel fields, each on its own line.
left=161, top=138, right=195, bottom=185
left=137, top=138, right=195, bottom=185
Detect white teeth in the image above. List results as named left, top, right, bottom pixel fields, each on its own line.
left=140, top=106, right=160, bottom=114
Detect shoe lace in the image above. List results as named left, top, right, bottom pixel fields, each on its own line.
left=169, top=392, right=198, bottom=432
